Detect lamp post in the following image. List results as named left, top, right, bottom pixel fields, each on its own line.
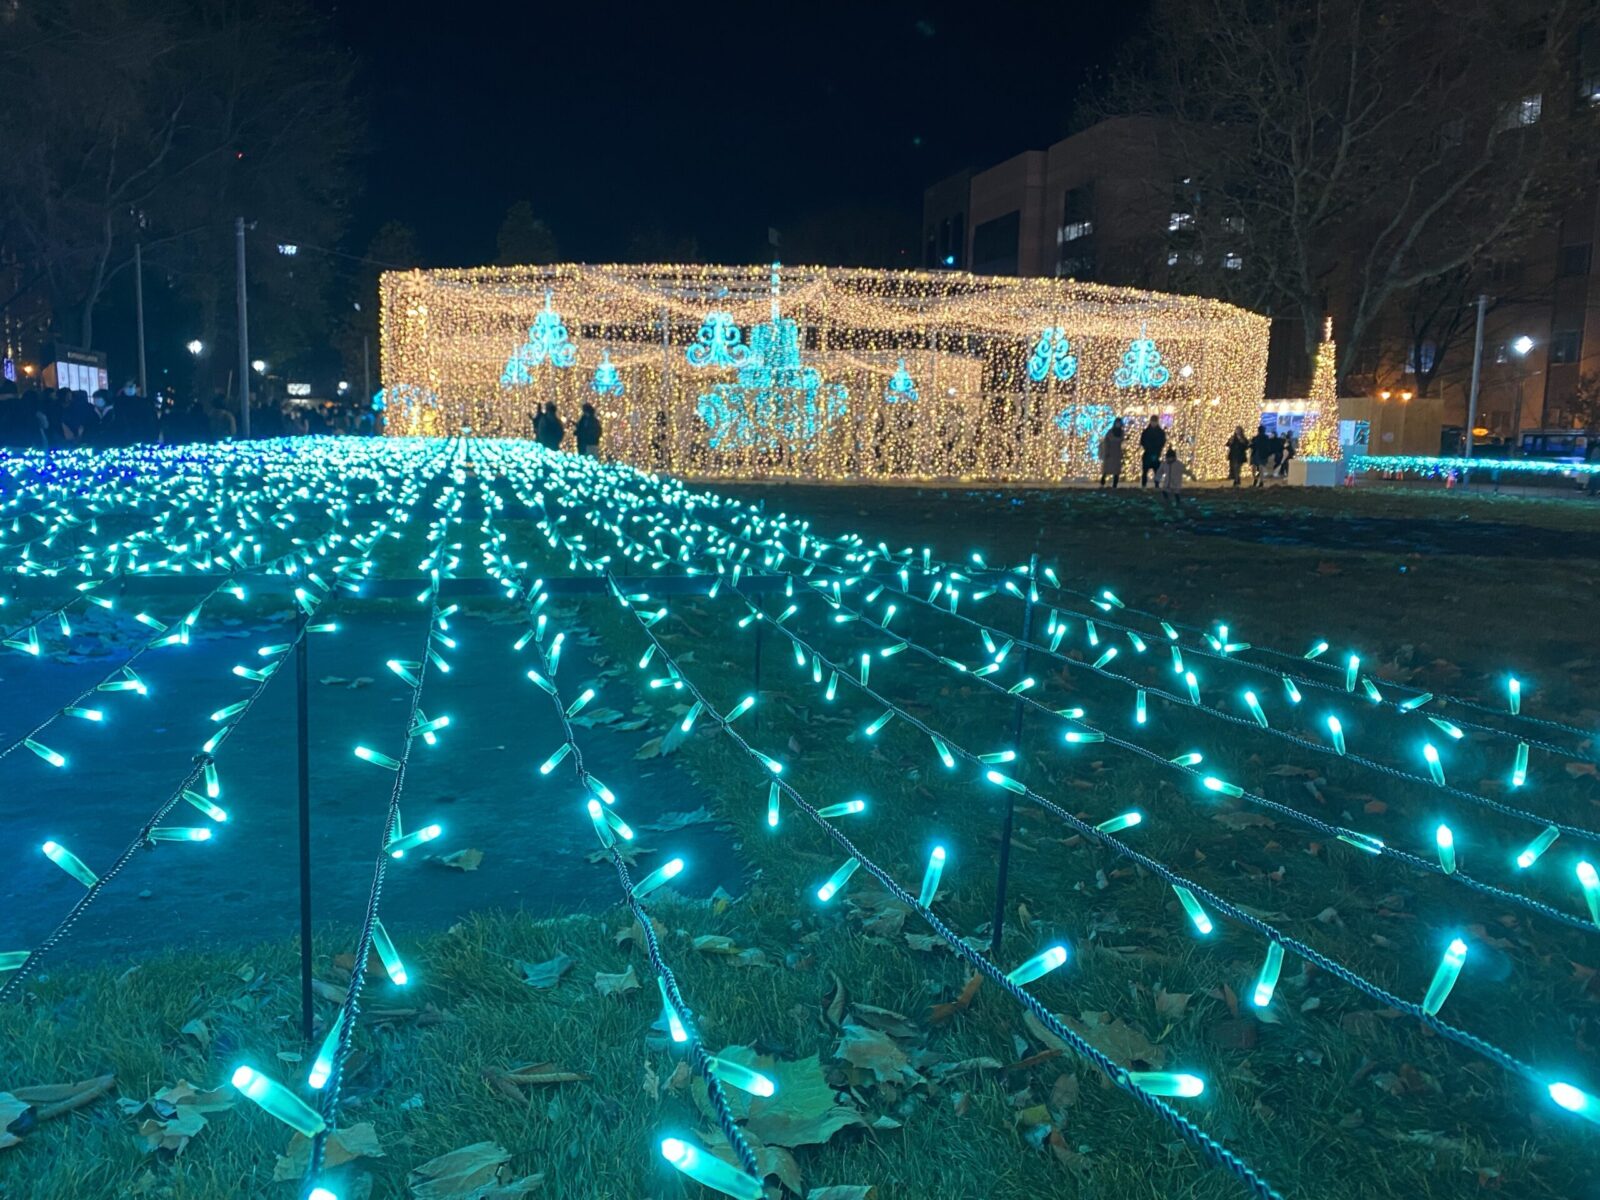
left=1511, top=335, right=1535, bottom=456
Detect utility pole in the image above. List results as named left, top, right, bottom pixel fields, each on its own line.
left=235, top=217, right=252, bottom=439
left=1464, top=293, right=1488, bottom=458
left=134, top=243, right=148, bottom=398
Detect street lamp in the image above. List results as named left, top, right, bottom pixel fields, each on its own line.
left=251, top=359, right=267, bottom=374
left=186, top=339, right=204, bottom=356
left=1510, top=335, right=1535, bottom=455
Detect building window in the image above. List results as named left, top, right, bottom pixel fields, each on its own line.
left=1168, top=211, right=1194, bottom=232
left=1550, top=329, right=1582, bottom=364
left=1057, top=254, right=1094, bottom=278
left=1499, top=94, right=1543, bottom=129
left=1222, top=215, right=1246, bottom=234
left=971, top=210, right=1021, bottom=276
left=1404, top=340, right=1437, bottom=375
left=1166, top=251, right=1180, bottom=267
left=1059, top=220, right=1094, bottom=243
left=1560, top=244, right=1592, bottom=277
left=1222, top=252, right=1243, bottom=270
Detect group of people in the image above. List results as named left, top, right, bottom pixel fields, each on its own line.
left=1095, top=414, right=1298, bottom=502
left=531, top=401, right=603, bottom=456
left=0, top=378, right=380, bottom=450
left=1225, top=424, right=1298, bottom=487
left=1097, top=414, right=1193, bottom=505
left=0, top=381, right=159, bottom=449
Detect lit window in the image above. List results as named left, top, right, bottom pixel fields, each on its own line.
left=1166, top=251, right=1180, bottom=267
left=1499, top=94, right=1543, bottom=129
left=1168, top=211, right=1194, bottom=232
left=1059, top=220, right=1094, bottom=243
left=1222, top=252, right=1243, bottom=270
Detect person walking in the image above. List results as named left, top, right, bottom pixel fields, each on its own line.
left=1138, top=414, right=1167, bottom=487
left=575, top=402, right=602, bottom=456
left=1099, top=417, right=1126, bottom=488
left=1156, top=447, right=1194, bottom=510
left=1226, top=426, right=1249, bottom=487
left=1249, top=424, right=1273, bottom=487
left=1280, top=429, right=1298, bottom=478
left=533, top=402, right=565, bottom=451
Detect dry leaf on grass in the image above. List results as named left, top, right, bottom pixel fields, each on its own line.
left=808, top=1188, right=877, bottom=1200
left=1023, top=1010, right=1167, bottom=1068
left=594, top=965, right=641, bottom=997
left=926, top=973, right=982, bottom=1025
left=439, top=848, right=484, bottom=871
left=135, top=1108, right=208, bottom=1155
left=0, top=1095, right=31, bottom=1151
left=7, top=1073, right=116, bottom=1135
left=701, top=1048, right=865, bottom=1148
left=1154, top=988, right=1192, bottom=1022
left=835, top=1024, right=921, bottom=1086
left=692, top=935, right=741, bottom=955
left=272, top=1122, right=384, bottom=1181
left=517, top=954, right=573, bottom=989
left=409, top=1140, right=544, bottom=1199
left=483, top=1062, right=590, bottom=1101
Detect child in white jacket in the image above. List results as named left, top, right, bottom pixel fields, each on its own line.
left=1156, top=449, right=1193, bottom=507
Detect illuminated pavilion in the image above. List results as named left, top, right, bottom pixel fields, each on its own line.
left=379, top=262, right=1312, bottom=480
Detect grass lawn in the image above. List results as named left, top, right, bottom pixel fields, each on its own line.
left=4, top=480, right=1600, bottom=1200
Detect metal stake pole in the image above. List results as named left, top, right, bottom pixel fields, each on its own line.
left=296, top=615, right=314, bottom=1041
left=989, top=552, right=1038, bottom=958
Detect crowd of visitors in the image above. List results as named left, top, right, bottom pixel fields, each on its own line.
left=0, top=379, right=381, bottom=450
left=1094, top=413, right=1297, bottom=500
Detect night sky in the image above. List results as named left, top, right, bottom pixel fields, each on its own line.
left=336, top=0, right=1148, bottom=265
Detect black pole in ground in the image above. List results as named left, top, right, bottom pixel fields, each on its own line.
left=296, top=614, right=314, bottom=1041
left=989, top=553, right=1039, bottom=959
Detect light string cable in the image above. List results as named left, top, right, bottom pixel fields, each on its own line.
left=501, top=558, right=765, bottom=1194
left=587, top=495, right=1600, bottom=883
left=832, top=570, right=1600, bottom=849
left=0, top=577, right=338, bottom=1003
left=1018, top=568, right=1596, bottom=747
left=715, top=524, right=1585, bottom=774
left=300, top=505, right=452, bottom=1196
left=599, top=568, right=1286, bottom=1200
left=719, top=512, right=1591, bottom=755
left=0, top=466, right=357, bottom=770
left=708, top=580, right=1600, bottom=1124
left=765, top=576, right=1600, bottom=935
left=701, top=528, right=1600, bottom=854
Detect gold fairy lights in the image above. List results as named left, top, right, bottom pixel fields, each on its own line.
left=380, top=263, right=1278, bottom=479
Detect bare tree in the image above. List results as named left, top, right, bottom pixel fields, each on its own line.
left=0, top=0, right=359, bottom=372
left=1093, top=0, right=1599, bottom=388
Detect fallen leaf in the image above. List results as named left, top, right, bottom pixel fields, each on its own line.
left=409, top=1141, right=543, bottom=1199
left=1048, top=1072, right=1080, bottom=1113
left=517, top=954, right=573, bottom=989
left=12, top=1073, right=116, bottom=1122
left=823, top=972, right=847, bottom=1029
left=483, top=1062, right=591, bottom=1097
left=594, top=965, right=641, bottom=997
left=1154, top=988, right=1192, bottom=1021
left=439, top=848, right=484, bottom=872
left=272, top=1122, right=384, bottom=1181
left=1023, top=1011, right=1166, bottom=1068
left=701, top=1048, right=865, bottom=1148
left=179, top=1019, right=210, bottom=1049
left=926, top=973, right=981, bottom=1025
left=640, top=807, right=716, bottom=832
left=1566, top=762, right=1598, bottom=779
left=692, top=935, right=741, bottom=955
left=849, top=1003, right=920, bottom=1041
left=835, top=1023, right=920, bottom=1085
left=808, top=1188, right=876, bottom=1200
left=135, top=1108, right=207, bottom=1155
left=1213, top=811, right=1275, bottom=830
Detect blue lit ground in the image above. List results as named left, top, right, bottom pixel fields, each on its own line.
left=0, top=602, right=738, bottom=963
